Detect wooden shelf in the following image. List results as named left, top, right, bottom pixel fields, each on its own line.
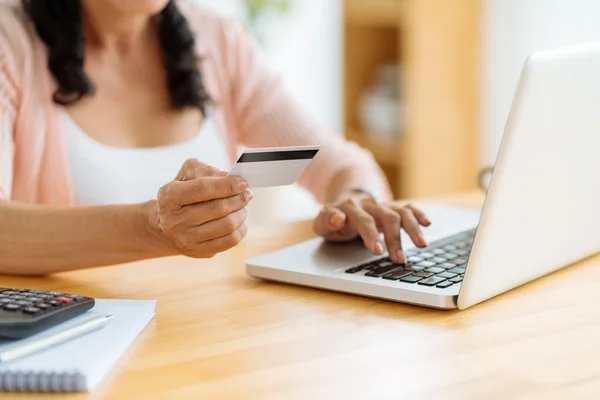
left=346, top=128, right=404, bottom=166
left=345, top=0, right=405, bottom=28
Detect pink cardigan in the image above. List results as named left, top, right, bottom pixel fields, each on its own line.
left=0, top=1, right=388, bottom=205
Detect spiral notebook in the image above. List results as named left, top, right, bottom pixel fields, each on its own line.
left=0, top=299, right=156, bottom=392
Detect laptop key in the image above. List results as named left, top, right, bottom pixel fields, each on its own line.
left=441, top=253, right=458, bottom=260
left=450, top=276, right=464, bottom=283
left=437, top=272, right=457, bottom=279
left=419, top=252, right=435, bottom=259
left=425, top=267, right=445, bottom=274
left=345, top=264, right=369, bottom=274
left=365, top=265, right=403, bottom=277
left=437, top=281, right=455, bottom=289
left=399, top=275, right=423, bottom=284
left=430, top=257, right=447, bottom=264
left=416, top=261, right=436, bottom=268
left=432, top=249, right=446, bottom=255
left=382, top=269, right=413, bottom=280
left=403, top=265, right=425, bottom=272
left=418, top=277, right=446, bottom=287
left=448, top=267, right=466, bottom=275
left=407, top=256, right=424, bottom=263
left=443, top=245, right=457, bottom=251
left=439, top=263, right=457, bottom=269
left=454, top=241, right=468, bottom=248
left=453, top=258, right=468, bottom=266
left=412, top=271, right=434, bottom=278
left=455, top=250, right=470, bottom=256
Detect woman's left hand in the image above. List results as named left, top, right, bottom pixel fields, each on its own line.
left=314, top=191, right=432, bottom=264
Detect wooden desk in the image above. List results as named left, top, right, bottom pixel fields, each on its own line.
left=2, top=192, right=600, bottom=399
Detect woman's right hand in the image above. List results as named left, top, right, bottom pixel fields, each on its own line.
left=150, top=159, right=253, bottom=258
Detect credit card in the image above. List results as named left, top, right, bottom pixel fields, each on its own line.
left=227, top=145, right=320, bottom=188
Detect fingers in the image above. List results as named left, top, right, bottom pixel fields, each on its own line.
left=194, top=207, right=248, bottom=242
left=398, top=208, right=427, bottom=248
left=339, top=199, right=383, bottom=255
left=364, top=203, right=405, bottom=263
left=175, top=158, right=224, bottom=181
left=314, top=206, right=346, bottom=237
left=403, top=204, right=431, bottom=227
left=160, top=190, right=253, bottom=231
left=166, top=208, right=248, bottom=255
left=194, top=223, right=249, bottom=258
left=158, top=176, right=248, bottom=209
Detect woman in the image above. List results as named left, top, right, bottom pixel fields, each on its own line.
left=0, top=0, right=431, bottom=275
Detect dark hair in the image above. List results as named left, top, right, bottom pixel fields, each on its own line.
left=21, top=0, right=211, bottom=114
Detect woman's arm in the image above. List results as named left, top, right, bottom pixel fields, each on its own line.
left=0, top=201, right=171, bottom=276
left=218, top=18, right=430, bottom=263
left=0, top=160, right=252, bottom=276
left=220, top=19, right=391, bottom=204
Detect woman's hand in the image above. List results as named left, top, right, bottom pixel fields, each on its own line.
left=314, top=191, right=431, bottom=264
left=150, top=159, right=253, bottom=258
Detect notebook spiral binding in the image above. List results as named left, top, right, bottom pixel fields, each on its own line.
left=0, top=370, right=86, bottom=392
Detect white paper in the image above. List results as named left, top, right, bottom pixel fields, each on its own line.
left=0, top=299, right=155, bottom=391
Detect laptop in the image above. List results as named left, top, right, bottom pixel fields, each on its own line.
left=246, top=42, right=600, bottom=309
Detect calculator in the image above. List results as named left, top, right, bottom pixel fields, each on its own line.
left=0, top=288, right=95, bottom=340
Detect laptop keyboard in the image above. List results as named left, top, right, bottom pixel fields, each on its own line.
left=344, top=229, right=476, bottom=289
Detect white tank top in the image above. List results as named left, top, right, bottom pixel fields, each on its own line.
left=62, top=111, right=231, bottom=206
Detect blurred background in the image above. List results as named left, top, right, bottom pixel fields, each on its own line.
left=194, top=0, right=600, bottom=223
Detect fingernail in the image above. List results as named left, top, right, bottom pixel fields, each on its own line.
left=236, top=179, right=248, bottom=191
left=373, top=241, right=384, bottom=255
left=396, top=250, right=407, bottom=264
left=245, top=189, right=254, bottom=201
left=329, top=213, right=344, bottom=228
left=425, top=218, right=432, bottom=225
left=418, top=234, right=428, bottom=248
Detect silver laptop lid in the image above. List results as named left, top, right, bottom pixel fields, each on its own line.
left=458, top=42, right=600, bottom=309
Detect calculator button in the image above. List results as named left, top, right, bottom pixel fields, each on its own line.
left=0, top=298, right=11, bottom=304
left=16, top=289, right=30, bottom=292
left=9, top=295, right=26, bottom=301
left=48, top=292, right=64, bottom=296
left=27, top=297, right=44, bottom=304
left=14, top=300, right=33, bottom=307
left=54, top=296, right=74, bottom=305
left=29, top=290, right=46, bottom=294
left=0, top=295, right=8, bottom=299
left=37, top=303, right=52, bottom=310
left=22, top=307, right=41, bottom=314
left=39, top=294, right=54, bottom=301
left=0, top=288, right=10, bottom=293
left=3, top=304, right=21, bottom=311
left=66, top=295, right=85, bottom=302
left=48, top=300, right=63, bottom=307
left=3, top=291, right=18, bottom=295
left=437, top=281, right=455, bottom=289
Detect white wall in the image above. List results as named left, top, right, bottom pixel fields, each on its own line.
left=191, top=0, right=343, bottom=222
left=482, top=0, right=600, bottom=165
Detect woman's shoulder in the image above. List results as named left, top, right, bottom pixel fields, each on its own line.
left=0, top=0, right=38, bottom=73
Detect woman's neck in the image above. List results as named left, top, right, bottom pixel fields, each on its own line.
left=80, top=2, right=156, bottom=53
